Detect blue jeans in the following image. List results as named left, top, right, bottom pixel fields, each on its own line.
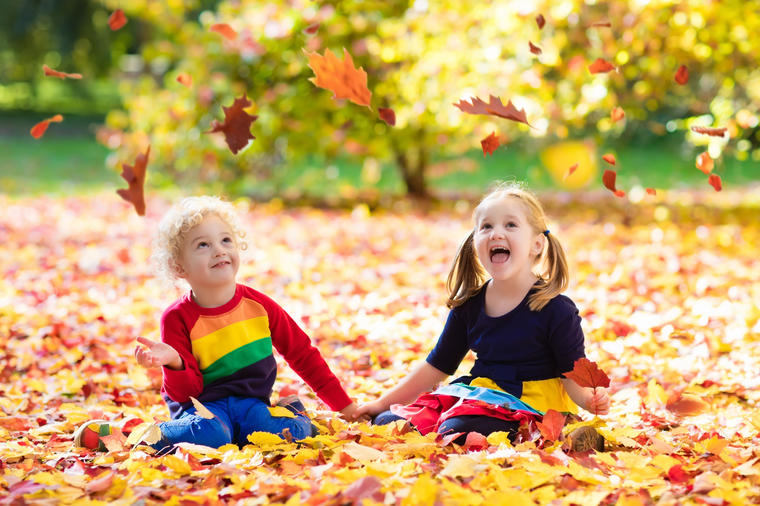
left=152, top=396, right=312, bottom=452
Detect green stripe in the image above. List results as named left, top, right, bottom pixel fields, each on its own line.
left=201, top=336, right=273, bottom=385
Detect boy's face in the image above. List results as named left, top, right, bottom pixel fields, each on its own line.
left=175, top=214, right=240, bottom=292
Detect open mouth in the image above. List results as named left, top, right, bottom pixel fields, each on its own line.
left=489, top=246, right=510, bottom=263
left=212, top=260, right=230, bottom=268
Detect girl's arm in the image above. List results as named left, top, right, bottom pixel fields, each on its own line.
left=356, top=361, right=449, bottom=417
left=561, top=378, right=610, bottom=415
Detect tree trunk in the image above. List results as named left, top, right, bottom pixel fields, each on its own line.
left=395, top=146, right=429, bottom=199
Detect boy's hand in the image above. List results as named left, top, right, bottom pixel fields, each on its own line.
left=339, top=402, right=360, bottom=420
left=586, top=387, right=610, bottom=415
left=354, top=400, right=386, bottom=421
left=134, top=337, right=183, bottom=370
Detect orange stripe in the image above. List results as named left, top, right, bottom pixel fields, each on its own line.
left=190, top=297, right=268, bottom=341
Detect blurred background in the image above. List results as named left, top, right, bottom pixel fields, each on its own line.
left=1, top=0, right=758, bottom=202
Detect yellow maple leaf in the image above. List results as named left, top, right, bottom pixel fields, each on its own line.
left=402, top=473, right=437, bottom=506
left=246, top=431, right=285, bottom=446
left=267, top=405, right=296, bottom=418
left=125, top=422, right=162, bottom=446
left=189, top=397, right=215, bottom=419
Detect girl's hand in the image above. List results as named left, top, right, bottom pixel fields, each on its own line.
left=587, top=387, right=610, bottom=415
left=339, top=402, right=360, bottom=421
left=354, top=400, right=387, bottom=420
left=134, top=337, right=182, bottom=370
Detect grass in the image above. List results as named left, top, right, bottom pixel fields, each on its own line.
left=1, top=114, right=758, bottom=199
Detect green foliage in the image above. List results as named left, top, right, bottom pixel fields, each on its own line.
left=103, top=0, right=760, bottom=197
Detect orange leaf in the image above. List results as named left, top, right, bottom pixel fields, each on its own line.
left=536, top=14, right=546, bottom=29
left=210, top=23, right=237, bottom=41
left=453, top=95, right=533, bottom=128
left=30, top=114, right=63, bottom=139
left=207, top=94, right=258, bottom=154
left=610, top=107, right=625, bottom=123
left=378, top=107, right=396, bottom=126
left=563, top=358, right=611, bottom=389
left=691, top=126, right=727, bottom=137
left=481, top=132, right=499, bottom=156
left=108, top=9, right=127, bottom=31
left=708, top=173, right=722, bottom=192
left=100, top=429, right=127, bottom=452
left=588, top=58, right=616, bottom=74
left=116, top=146, right=150, bottom=216
left=176, top=73, right=193, bottom=88
left=564, top=162, right=579, bottom=180
left=646, top=187, right=657, bottom=195
left=529, top=41, right=542, bottom=55
left=666, top=392, right=709, bottom=417
left=536, top=409, right=566, bottom=441
left=306, top=48, right=372, bottom=108
left=602, top=153, right=616, bottom=166
left=590, top=20, right=612, bottom=27
left=42, top=65, right=82, bottom=80
left=674, top=65, right=689, bottom=85
left=303, top=23, right=320, bottom=35
left=696, top=152, right=713, bottom=174
left=463, top=432, right=489, bottom=451
left=602, top=169, right=625, bottom=198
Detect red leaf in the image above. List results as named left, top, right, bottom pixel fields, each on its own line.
left=646, top=187, right=657, bottom=195
left=602, top=153, right=616, bottom=166
left=210, top=23, right=237, bottom=41
left=463, top=432, right=489, bottom=451
left=207, top=94, right=258, bottom=154
left=602, top=169, right=625, bottom=198
left=176, top=73, right=192, bottom=88
left=536, top=14, right=546, bottom=29
left=116, top=146, right=150, bottom=216
left=306, top=48, right=372, bottom=108
left=590, top=20, right=612, bottom=27
left=691, top=126, right=727, bottom=137
left=564, top=162, right=579, bottom=179
left=666, top=392, right=709, bottom=417
left=708, top=173, right=722, bottom=192
left=674, top=65, right=689, bottom=85
left=303, top=23, right=320, bottom=35
left=696, top=152, right=713, bottom=174
left=610, top=107, right=625, bottom=123
left=564, top=358, right=611, bottom=389
left=108, top=9, right=127, bottom=31
left=42, top=65, right=82, bottom=80
left=667, top=464, right=690, bottom=484
left=30, top=114, right=63, bottom=139
left=480, top=132, right=499, bottom=156
left=536, top=409, right=566, bottom=441
left=378, top=107, right=396, bottom=126
left=453, top=95, right=533, bottom=128
left=588, top=58, right=616, bottom=74
left=529, top=41, right=542, bottom=55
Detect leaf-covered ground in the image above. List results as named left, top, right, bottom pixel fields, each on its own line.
left=1, top=190, right=759, bottom=505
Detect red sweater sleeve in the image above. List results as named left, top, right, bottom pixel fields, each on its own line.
left=159, top=307, right=204, bottom=403
left=260, top=293, right=353, bottom=411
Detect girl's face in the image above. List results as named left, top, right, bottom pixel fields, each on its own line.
left=473, top=196, right=544, bottom=281
left=175, top=214, right=240, bottom=292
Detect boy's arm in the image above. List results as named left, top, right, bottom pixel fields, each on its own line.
left=160, top=310, right=204, bottom=403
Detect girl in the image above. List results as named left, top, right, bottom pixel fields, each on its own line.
left=356, top=183, right=609, bottom=451
left=76, top=196, right=357, bottom=452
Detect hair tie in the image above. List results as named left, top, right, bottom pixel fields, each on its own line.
left=543, top=230, right=550, bottom=237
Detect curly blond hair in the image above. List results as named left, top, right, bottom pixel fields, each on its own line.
left=153, top=196, right=248, bottom=283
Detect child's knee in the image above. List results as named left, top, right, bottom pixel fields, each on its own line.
left=373, top=410, right=405, bottom=426
left=157, top=415, right=232, bottom=450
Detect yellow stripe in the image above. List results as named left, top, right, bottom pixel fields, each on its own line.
left=520, top=378, right=578, bottom=414
left=190, top=297, right=267, bottom=342
left=192, top=316, right=270, bottom=370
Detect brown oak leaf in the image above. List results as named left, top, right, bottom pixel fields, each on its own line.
left=529, top=41, right=542, bottom=55
left=536, top=14, right=546, bottom=29
left=42, top=65, right=82, bottom=80
left=207, top=94, right=258, bottom=154
left=453, top=95, right=533, bottom=128
left=306, top=48, right=372, bottom=108
left=116, top=146, right=150, bottom=216
left=602, top=153, right=617, bottom=166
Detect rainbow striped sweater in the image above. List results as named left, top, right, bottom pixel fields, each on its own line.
left=160, top=284, right=352, bottom=418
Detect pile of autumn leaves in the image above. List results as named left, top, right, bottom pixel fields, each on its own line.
left=1, top=191, right=759, bottom=504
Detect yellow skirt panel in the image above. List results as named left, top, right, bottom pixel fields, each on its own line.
left=469, top=376, right=578, bottom=414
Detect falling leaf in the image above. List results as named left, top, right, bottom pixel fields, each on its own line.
left=190, top=396, right=216, bottom=419
left=674, top=65, right=689, bottom=85
left=564, top=358, right=611, bottom=388
left=590, top=20, right=612, bottom=27
left=378, top=107, right=396, bottom=126
left=646, top=188, right=657, bottom=195
left=303, top=23, right=320, bottom=35
left=601, top=169, right=625, bottom=198
left=536, top=14, right=546, bottom=29
left=176, top=73, right=192, bottom=88
left=602, top=153, right=617, bottom=166
left=610, top=107, right=625, bottom=123
left=207, top=94, right=258, bottom=154
left=588, top=58, right=616, bottom=74
left=210, top=23, right=237, bottom=41
left=666, top=392, right=710, bottom=417
left=306, top=48, right=372, bottom=108
left=108, top=9, right=127, bottom=31
left=30, top=114, right=63, bottom=139
left=696, top=152, right=714, bottom=174
left=453, top=95, right=533, bottom=127
left=481, top=132, right=499, bottom=156
left=708, top=173, right=722, bottom=192
left=564, top=162, right=579, bottom=180
left=536, top=409, right=566, bottom=441
left=691, top=126, right=727, bottom=137
left=42, top=65, right=82, bottom=80
left=116, top=146, right=150, bottom=216
left=529, top=41, right=542, bottom=55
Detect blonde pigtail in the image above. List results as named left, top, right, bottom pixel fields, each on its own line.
left=446, top=231, right=487, bottom=309
left=528, top=232, right=569, bottom=311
